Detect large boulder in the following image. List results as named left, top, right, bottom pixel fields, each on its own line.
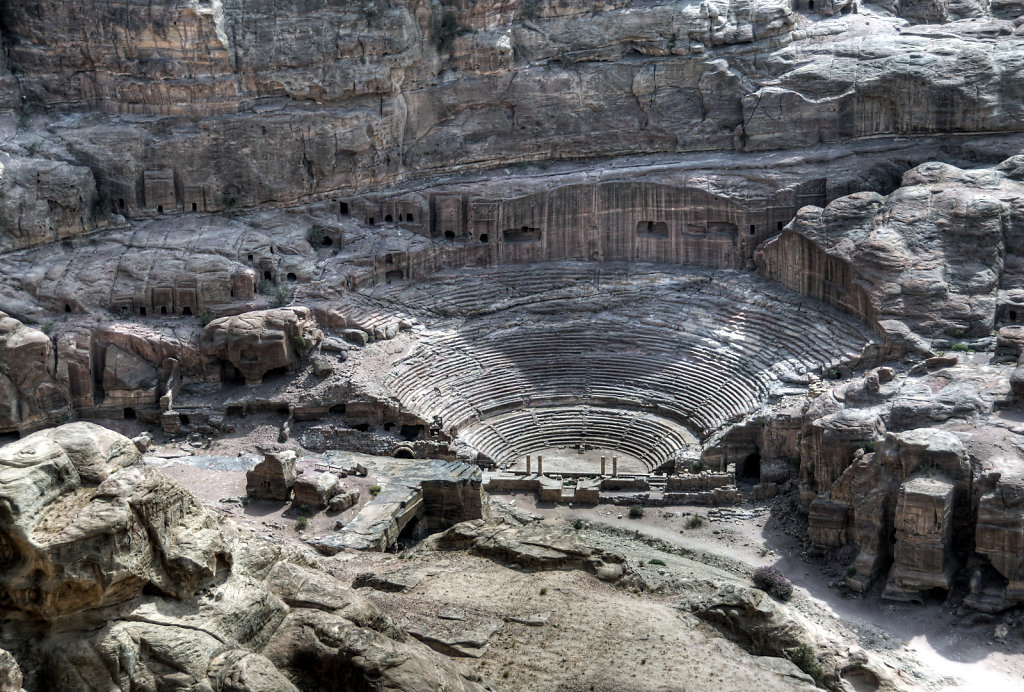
left=0, top=422, right=229, bottom=619
left=0, top=312, right=71, bottom=434
left=246, top=450, right=299, bottom=501
left=200, top=307, right=322, bottom=385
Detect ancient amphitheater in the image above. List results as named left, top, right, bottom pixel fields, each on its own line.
left=2, top=1, right=1024, bottom=691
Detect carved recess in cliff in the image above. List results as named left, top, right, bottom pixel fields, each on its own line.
left=0, top=0, right=1020, bottom=221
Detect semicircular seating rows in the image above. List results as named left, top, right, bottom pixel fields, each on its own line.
left=359, top=263, right=876, bottom=469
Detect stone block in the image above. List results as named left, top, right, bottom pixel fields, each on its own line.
left=246, top=451, right=298, bottom=502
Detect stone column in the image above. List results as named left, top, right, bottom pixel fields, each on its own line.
left=612, top=456, right=618, bottom=477
left=537, top=455, right=543, bottom=476
left=526, top=455, right=531, bottom=475
left=601, top=456, right=606, bottom=476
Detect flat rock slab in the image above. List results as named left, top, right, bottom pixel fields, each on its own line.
left=352, top=569, right=427, bottom=593
left=407, top=621, right=503, bottom=658
left=507, top=611, right=551, bottom=627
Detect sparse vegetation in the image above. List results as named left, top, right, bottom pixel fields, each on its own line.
left=198, top=310, right=215, bottom=327
left=628, top=504, right=644, bottom=519
left=369, top=484, right=382, bottom=496
left=752, top=565, right=793, bottom=601
left=861, top=440, right=877, bottom=453
left=41, top=321, right=53, bottom=336
left=690, top=459, right=704, bottom=473
left=221, top=193, right=239, bottom=214
left=293, top=334, right=307, bottom=350
left=787, top=643, right=823, bottom=685
left=295, top=516, right=308, bottom=531
left=648, top=558, right=666, bottom=566
left=307, top=226, right=324, bottom=247
left=539, top=587, right=547, bottom=595
left=363, top=1, right=381, bottom=25
left=572, top=518, right=584, bottom=531
left=271, top=284, right=291, bottom=308
left=951, top=342, right=969, bottom=352
left=258, top=278, right=273, bottom=295
left=685, top=514, right=704, bottom=529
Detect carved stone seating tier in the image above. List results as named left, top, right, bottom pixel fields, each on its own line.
left=373, top=263, right=874, bottom=465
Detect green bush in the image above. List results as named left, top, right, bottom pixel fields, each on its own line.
left=572, top=518, right=584, bottom=531
left=369, top=485, right=382, bottom=496
left=788, top=643, right=823, bottom=685
left=307, top=227, right=325, bottom=247
left=648, top=558, right=666, bottom=566
left=685, top=514, right=704, bottom=529
left=951, top=342, right=969, bottom=352
left=272, top=284, right=291, bottom=308
left=752, top=565, right=793, bottom=601
left=258, top=278, right=273, bottom=295
left=628, top=504, right=644, bottom=519
left=691, top=459, right=704, bottom=473
left=295, top=516, right=308, bottom=531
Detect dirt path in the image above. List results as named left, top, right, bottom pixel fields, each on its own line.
left=500, top=494, right=1024, bottom=691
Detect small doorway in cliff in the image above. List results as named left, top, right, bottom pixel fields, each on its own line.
left=397, top=515, right=424, bottom=549
left=124, top=407, right=136, bottom=420
left=393, top=447, right=414, bottom=459
left=740, top=450, right=761, bottom=481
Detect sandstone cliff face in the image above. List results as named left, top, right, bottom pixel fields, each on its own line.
left=0, top=0, right=1020, bottom=223
left=758, top=159, right=1024, bottom=342
left=0, top=153, right=103, bottom=252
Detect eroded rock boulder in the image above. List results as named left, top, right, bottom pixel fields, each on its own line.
left=246, top=450, right=298, bottom=501
left=291, top=471, right=341, bottom=511
left=0, top=422, right=229, bottom=619
left=200, top=307, right=322, bottom=385
left=0, top=312, right=71, bottom=434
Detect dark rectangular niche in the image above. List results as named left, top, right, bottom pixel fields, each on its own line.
left=503, top=226, right=542, bottom=243
left=636, top=220, right=669, bottom=238
left=707, top=222, right=738, bottom=238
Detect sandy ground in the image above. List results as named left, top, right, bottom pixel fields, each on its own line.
left=502, top=496, right=1024, bottom=692
left=104, top=407, right=1023, bottom=692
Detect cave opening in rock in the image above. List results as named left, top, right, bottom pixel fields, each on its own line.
left=406, top=213, right=414, bottom=222
left=339, top=201, right=349, bottom=216
left=123, top=407, right=136, bottom=419
left=139, top=307, right=146, bottom=316
left=393, top=447, right=414, bottom=459
left=367, top=217, right=375, bottom=226
left=192, top=202, right=197, bottom=211
left=480, top=233, right=489, bottom=243
left=322, top=236, right=333, bottom=246
left=287, top=272, right=297, bottom=282
left=386, top=269, right=404, bottom=283
left=157, top=205, right=163, bottom=213
left=740, top=451, right=761, bottom=481
left=400, top=424, right=423, bottom=441
left=444, top=230, right=455, bottom=240
left=64, top=304, right=72, bottom=313
left=385, top=214, right=393, bottom=223
left=160, top=306, right=168, bottom=315
left=352, top=423, right=371, bottom=432
left=182, top=307, right=192, bottom=315
left=117, top=198, right=125, bottom=210
left=329, top=403, right=346, bottom=415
